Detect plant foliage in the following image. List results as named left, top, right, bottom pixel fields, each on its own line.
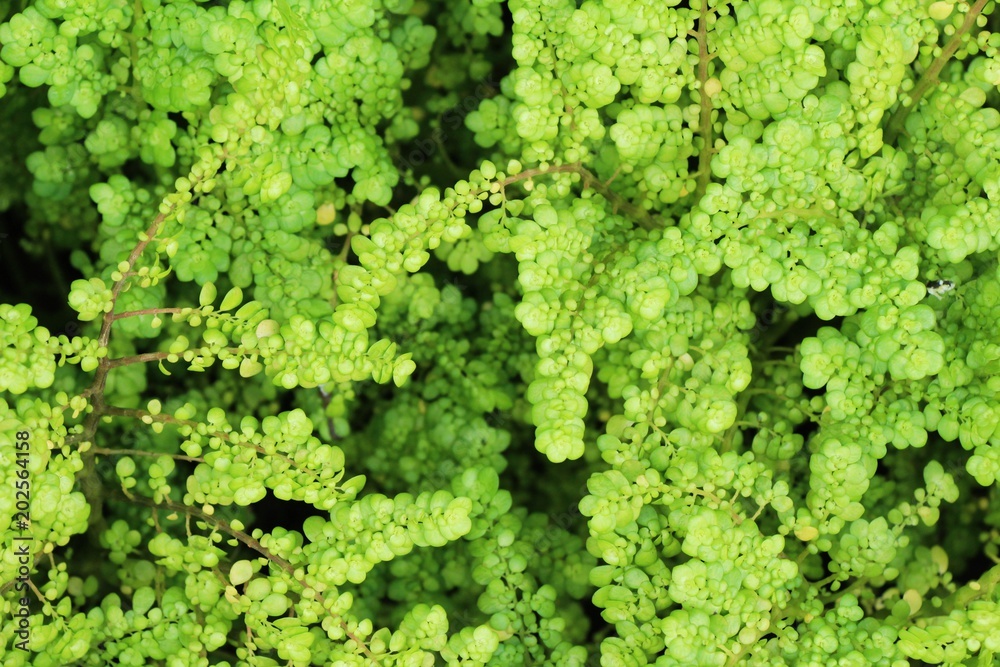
left=2, top=0, right=1000, bottom=665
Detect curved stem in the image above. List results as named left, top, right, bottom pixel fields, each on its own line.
left=934, top=562, right=1000, bottom=616
left=116, top=491, right=378, bottom=664
left=107, top=351, right=173, bottom=368
left=496, top=163, right=658, bottom=229
left=694, top=0, right=716, bottom=199
left=91, top=447, right=204, bottom=463
left=74, top=151, right=227, bottom=544
left=818, top=576, right=868, bottom=604
left=100, top=406, right=325, bottom=485
left=318, top=385, right=338, bottom=440
left=111, top=307, right=185, bottom=321
left=883, top=0, right=989, bottom=144
left=721, top=388, right=755, bottom=453
left=77, top=209, right=179, bottom=543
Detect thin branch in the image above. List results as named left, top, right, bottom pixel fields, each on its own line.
left=933, top=562, right=1000, bottom=616
left=329, top=229, right=354, bottom=310
left=91, top=447, right=204, bottom=463
left=100, top=406, right=325, bottom=484
left=0, top=551, right=45, bottom=597
left=694, top=0, right=716, bottom=199
left=73, top=148, right=230, bottom=541
left=107, top=351, right=173, bottom=368
left=111, top=307, right=186, bottom=321
left=118, top=492, right=378, bottom=664
left=883, top=0, right=990, bottom=144
left=99, top=214, right=173, bottom=349
left=318, top=386, right=338, bottom=440
left=496, top=163, right=657, bottom=229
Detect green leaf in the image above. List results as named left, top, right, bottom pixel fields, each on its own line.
left=239, top=358, right=263, bottom=377
left=220, top=286, right=243, bottom=311
left=199, top=282, right=217, bottom=307
left=229, top=560, right=253, bottom=586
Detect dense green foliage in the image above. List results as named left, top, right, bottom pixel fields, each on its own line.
left=3, top=0, right=1000, bottom=664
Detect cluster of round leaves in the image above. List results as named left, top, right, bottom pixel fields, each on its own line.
left=0, top=304, right=56, bottom=395
left=4, top=0, right=1000, bottom=665
left=0, top=396, right=89, bottom=589
left=450, top=0, right=1000, bottom=664
left=0, top=0, right=483, bottom=322
left=339, top=275, right=522, bottom=493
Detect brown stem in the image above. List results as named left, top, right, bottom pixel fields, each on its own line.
left=101, top=406, right=324, bottom=484
left=77, top=210, right=179, bottom=543
left=0, top=551, right=45, bottom=597
left=107, top=351, right=173, bottom=368
left=104, top=405, right=233, bottom=436
left=883, top=0, right=989, bottom=144
left=74, top=148, right=229, bottom=542
left=934, top=562, right=1000, bottom=616
left=329, top=230, right=354, bottom=310
left=688, top=487, right=743, bottom=525
left=818, top=576, right=869, bottom=605
left=318, top=386, right=338, bottom=440
left=100, top=215, right=172, bottom=349
left=497, top=163, right=657, bottom=229
left=394, top=161, right=659, bottom=259
left=720, top=387, right=755, bottom=454
left=119, top=492, right=378, bottom=664
left=111, top=307, right=186, bottom=321
left=91, top=447, right=205, bottom=463
left=752, top=206, right=842, bottom=224
left=127, top=0, right=146, bottom=107
left=337, top=232, right=355, bottom=264
left=108, top=345, right=251, bottom=369
left=694, top=0, right=715, bottom=199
